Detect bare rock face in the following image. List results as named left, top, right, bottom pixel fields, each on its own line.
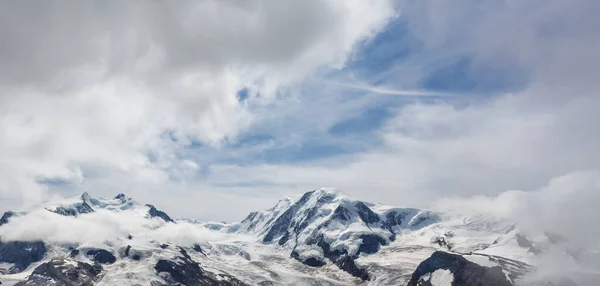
left=146, top=204, right=174, bottom=223
left=256, top=190, right=439, bottom=280
left=408, top=251, right=513, bottom=286
left=154, top=248, right=247, bottom=286
left=0, top=211, right=15, bottom=226
left=0, top=241, right=47, bottom=273
left=85, top=249, right=116, bottom=265
left=15, top=259, right=102, bottom=286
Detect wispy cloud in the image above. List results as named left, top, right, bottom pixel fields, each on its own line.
left=317, top=79, right=453, bottom=97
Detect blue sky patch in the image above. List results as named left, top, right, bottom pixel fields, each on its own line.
left=421, top=56, right=528, bottom=93
left=237, top=88, right=250, bottom=102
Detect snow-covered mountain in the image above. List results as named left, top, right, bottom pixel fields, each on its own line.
left=0, top=189, right=577, bottom=285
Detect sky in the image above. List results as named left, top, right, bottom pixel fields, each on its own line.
left=0, top=0, right=599, bottom=234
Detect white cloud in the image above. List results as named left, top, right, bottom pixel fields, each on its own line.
left=0, top=0, right=395, bottom=209
left=0, top=207, right=231, bottom=247
left=437, top=171, right=600, bottom=285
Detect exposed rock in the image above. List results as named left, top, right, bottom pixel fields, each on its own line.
left=0, top=241, right=47, bottom=273
left=263, top=191, right=315, bottom=243
left=86, top=249, right=116, bottom=264
left=240, top=212, right=259, bottom=232
left=76, top=202, right=94, bottom=214
left=154, top=248, right=246, bottom=286
left=52, top=207, right=77, bottom=216
left=431, top=236, right=453, bottom=250
left=192, top=244, right=206, bottom=256
left=263, top=190, right=423, bottom=280
left=309, top=234, right=369, bottom=280
left=357, top=234, right=388, bottom=255
left=291, top=250, right=326, bottom=267
left=304, top=257, right=326, bottom=267
left=355, top=202, right=380, bottom=224
left=407, top=251, right=512, bottom=286
left=146, top=204, right=174, bottom=223
left=69, top=249, right=79, bottom=258
left=114, top=193, right=127, bottom=201
left=123, top=245, right=151, bottom=262
left=15, top=259, right=102, bottom=286
left=384, top=210, right=405, bottom=227
left=0, top=211, right=15, bottom=226
left=48, top=201, right=94, bottom=217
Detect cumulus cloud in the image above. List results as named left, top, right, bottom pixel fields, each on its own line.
left=0, top=207, right=231, bottom=247
left=0, top=0, right=395, bottom=209
left=181, top=0, right=600, bottom=209
left=436, top=171, right=600, bottom=285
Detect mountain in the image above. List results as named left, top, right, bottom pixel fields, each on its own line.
left=228, top=189, right=440, bottom=279
left=0, top=189, right=572, bottom=285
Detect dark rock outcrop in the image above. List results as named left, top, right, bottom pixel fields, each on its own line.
left=146, top=204, right=174, bottom=223
left=357, top=234, right=388, bottom=254
left=192, top=244, right=205, bottom=255
left=123, top=245, right=143, bottom=261
left=0, top=211, right=16, bottom=226
left=307, top=234, right=370, bottom=280
left=69, top=249, right=79, bottom=258
left=155, top=248, right=246, bottom=286
left=0, top=241, right=47, bottom=273
left=76, top=202, right=94, bottom=214
left=114, top=193, right=127, bottom=201
left=257, top=190, right=441, bottom=281
left=48, top=202, right=94, bottom=217
left=86, top=249, right=116, bottom=264
left=290, top=250, right=326, bottom=267
left=15, top=259, right=102, bottom=286
left=263, top=191, right=315, bottom=243
left=303, top=257, right=327, bottom=267
left=52, top=206, right=77, bottom=216
left=355, top=202, right=380, bottom=224
left=407, top=251, right=512, bottom=286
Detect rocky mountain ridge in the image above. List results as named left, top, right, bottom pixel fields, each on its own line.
left=0, top=189, right=571, bottom=285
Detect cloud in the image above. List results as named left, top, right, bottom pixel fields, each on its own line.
left=0, top=1, right=598, bottom=284
left=435, top=171, right=600, bottom=285
left=0, top=207, right=231, bottom=247
left=0, top=0, right=395, bottom=209
left=317, top=79, right=451, bottom=97
left=197, top=87, right=600, bottom=214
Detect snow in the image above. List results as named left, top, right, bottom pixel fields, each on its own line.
left=464, top=254, right=498, bottom=267
left=429, top=269, right=454, bottom=286
left=0, top=190, right=541, bottom=285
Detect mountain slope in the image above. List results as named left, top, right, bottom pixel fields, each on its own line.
left=229, top=189, right=440, bottom=279
left=0, top=189, right=559, bottom=285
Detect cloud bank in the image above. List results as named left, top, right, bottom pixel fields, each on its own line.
left=0, top=0, right=395, bottom=211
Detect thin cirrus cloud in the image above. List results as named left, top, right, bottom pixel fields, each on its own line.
left=317, top=79, right=453, bottom=97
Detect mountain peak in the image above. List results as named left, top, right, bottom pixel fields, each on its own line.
left=114, top=193, right=129, bottom=202
left=80, top=192, right=91, bottom=204
left=231, top=188, right=441, bottom=279
left=0, top=189, right=543, bottom=285
left=302, top=188, right=344, bottom=200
